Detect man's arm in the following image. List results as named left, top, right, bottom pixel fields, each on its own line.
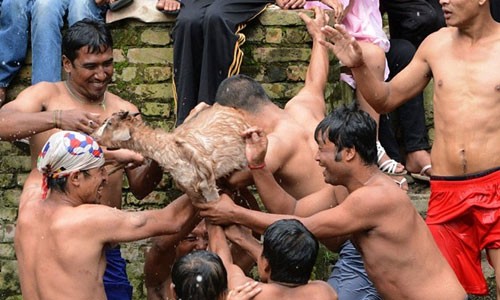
left=224, top=225, right=262, bottom=262
left=86, top=193, right=200, bottom=244
left=285, top=8, right=329, bottom=123
left=320, top=24, right=432, bottom=113
left=206, top=223, right=253, bottom=288
left=0, top=83, right=100, bottom=140
left=243, top=127, right=345, bottom=216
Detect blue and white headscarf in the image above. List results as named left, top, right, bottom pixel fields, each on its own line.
left=37, top=131, right=104, bottom=199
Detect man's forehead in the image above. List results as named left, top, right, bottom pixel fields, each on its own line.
left=75, top=45, right=112, bottom=59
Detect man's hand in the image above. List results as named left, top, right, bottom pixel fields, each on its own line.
left=195, top=194, right=238, bottom=226
left=320, top=0, right=344, bottom=24
left=241, top=127, right=267, bottom=168
left=58, top=110, right=101, bottom=134
left=276, top=0, right=306, bottom=10
left=227, top=281, right=262, bottom=300
left=299, top=7, right=329, bottom=41
left=104, top=148, right=146, bottom=170
left=320, top=24, right=364, bottom=69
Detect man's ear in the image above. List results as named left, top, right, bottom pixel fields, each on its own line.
left=68, top=171, right=82, bottom=187
left=344, top=147, right=356, bottom=161
left=62, top=55, right=72, bottom=73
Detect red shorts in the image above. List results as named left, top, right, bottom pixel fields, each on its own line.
left=426, top=167, right=500, bottom=295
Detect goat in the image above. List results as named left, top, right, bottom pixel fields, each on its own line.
left=93, top=103, right=250, bottom=202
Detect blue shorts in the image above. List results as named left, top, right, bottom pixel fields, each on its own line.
left=104, top=247, right=133, bottom=300
left=327, top=241, right=381, bottom=300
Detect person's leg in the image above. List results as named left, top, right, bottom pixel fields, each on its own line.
left=487, top=248, right=500, bottom=299
left=104, top=247, right=133, bottom=300
left=67, top=0, right=106, bottom=25
left=31, top=0, right=69, bottom=84
left=172, top=0, right=212, bottom=126
left=198, top=0, right=271, bottom=111
left=328, top=241, right=382, bottom=300
left=0, top=0, right=31, bottom=104
left=356, top=41, right=406, bottom=175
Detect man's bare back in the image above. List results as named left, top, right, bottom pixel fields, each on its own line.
left=16, top=186, right=109, bottom=300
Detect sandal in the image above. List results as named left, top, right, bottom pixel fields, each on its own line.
left=377, top=141, right=407, bottom=176
left=410, top=164, right=431, bottom=182
left=393, top=176, right=408, bottom=192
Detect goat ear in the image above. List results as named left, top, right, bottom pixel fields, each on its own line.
left=112, top=127, right=132, bottom=141
left=131, top=112, right=141, bottom=118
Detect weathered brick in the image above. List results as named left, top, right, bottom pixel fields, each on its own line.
left=120, top=67, right=138, bottom=82
left=141, top=28, right=171, bottom=46
left=144, top=66, right=172, bottom=82
left=265, top=28, right=283, bottom=43
left=141, top=102, right=171, bottom=117
left=0, top=244, right=15, bottom=260
left=0, top=174, right=15, bottom=189
left=127, top=48, right=173, bottom=64
left=252, top=47, right=310, bottom=63
left=133, top=83, right=172, bottom=99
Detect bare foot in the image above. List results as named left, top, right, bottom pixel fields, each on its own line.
left=156, top=0, right=180, bottom=12
left=405, top=150, right=432, bottom=176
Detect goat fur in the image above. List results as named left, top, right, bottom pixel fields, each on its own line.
left=93, top=103, right=250, bottom=202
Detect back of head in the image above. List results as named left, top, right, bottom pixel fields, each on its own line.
left=262, top=219, right=319, bottom=285
left=314, top=103, right=377, bottom=165
left=215, top=74, right=270, bottom=113
left=171, top=250, right=228, bottom=300
left=62, top=18, right=113, bottom=62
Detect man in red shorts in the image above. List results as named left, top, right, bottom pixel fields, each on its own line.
left=319, top=0, right=500, bottom=297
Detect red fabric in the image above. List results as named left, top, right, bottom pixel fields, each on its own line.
left=426, top=168, right=500, bottom=295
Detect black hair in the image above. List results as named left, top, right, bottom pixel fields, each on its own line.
left=262, top=219, right=318, bottom=285
left=62, top=18, right=113, bottom=63
left=215, top=74, right=271, bottom=113
left=47, top=170, right=91, bottom=194
left=314, top=103, right=377, bottom=165
left=171, top=250, right=228, bottom=300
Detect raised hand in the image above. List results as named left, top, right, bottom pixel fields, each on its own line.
left=57, top=110, right=101, bottom=134
left=241, top=127, right=267, bottom=169
left=299, top=7, right=329, bottom=41
left=320, top=24, right=364, bottom=69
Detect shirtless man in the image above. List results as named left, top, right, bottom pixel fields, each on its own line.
left=144, top=9, right=349, bottom=299
left=197, top=105, right=467, bottom=300
left=208, top=220, right=337, bottom=300
left=14, top=131, right=197, bottom=300
left=0, top=19, right=164, bottom=299
left=319, top=0, right=500, bottom=296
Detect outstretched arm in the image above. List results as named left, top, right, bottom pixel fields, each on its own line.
left=285, top=7, right=329, bottom=125
left=320, top=24, right=432, bottom=113
left=243, top=127, right=346, bottom=216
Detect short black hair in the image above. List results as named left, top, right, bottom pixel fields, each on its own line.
left=315, top=103, right=377, bottom=165
left=171, top=250, right=228, bottom=300
left=62, top=18, right=113, bottom=63
left=215, top=74, right=271, bottom=113
left=262, top=219, right=319, bottom=285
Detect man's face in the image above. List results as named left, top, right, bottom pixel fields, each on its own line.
left=440, top=0, right=477, bottom=27
left=65, top=46, right=114, bottom=102
left=80, top=166, right=108, bottom=204
left=175, top=221, right=209, bottom=257
left=315, top=136, right=343, bottom=186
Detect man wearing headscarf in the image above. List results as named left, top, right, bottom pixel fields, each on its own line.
left=14, top=131, right=198, bottom=300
